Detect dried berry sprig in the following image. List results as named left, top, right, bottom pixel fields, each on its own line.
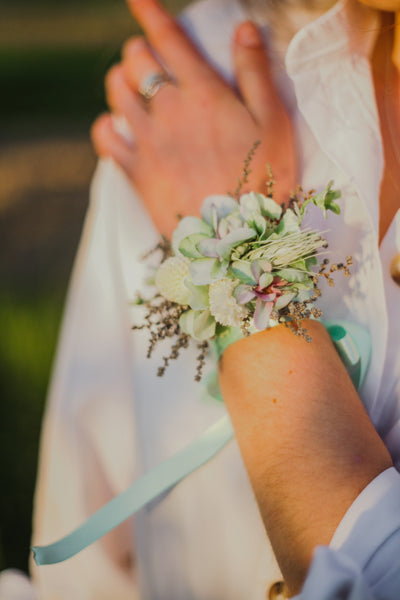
left=132, top=297, right=188, bottom=359
left=315, top=255, right=353, bottom=287
left=195, top=341, right=209, bottom=382
left=233, top=139, right=261, bottom=198
left=241, top=314, right=252, bottom=337
left=141, top=235, right=172, bottom=263
left=157, top=332, right=191, bottom=377
left=265, top=164, right=275, bottom=199
left=274, top=262, right=342, bottom=343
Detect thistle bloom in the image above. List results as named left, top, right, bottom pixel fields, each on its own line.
left=155, top=255, right=191, bottom=305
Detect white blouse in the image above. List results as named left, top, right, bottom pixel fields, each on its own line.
left=14, top=0, right=400, bottom=598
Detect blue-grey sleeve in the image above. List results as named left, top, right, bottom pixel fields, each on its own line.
left=295, top=467, right=400, bottom=600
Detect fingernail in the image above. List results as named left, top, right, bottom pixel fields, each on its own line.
left=236, top=22, right=262, bottom=48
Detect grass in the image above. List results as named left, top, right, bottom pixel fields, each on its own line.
left=0, top=293, right=64, bottom=572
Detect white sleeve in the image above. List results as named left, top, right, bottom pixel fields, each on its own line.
left=30, top=160, right=143, bottom=600
left=295, top=467, right=400, bottom=600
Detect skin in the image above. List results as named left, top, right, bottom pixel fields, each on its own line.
left=91, top=0, right=399, bottom=594
left=92, top=1, right=296, bottom=239
left=358, top=0, right=400, bottom=9
left=218, top=321, right=393, bottom=594
left=370, top=10, right=400, bottom=242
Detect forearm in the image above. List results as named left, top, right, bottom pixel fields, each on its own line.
left=218, top=320, right=393, bottom=595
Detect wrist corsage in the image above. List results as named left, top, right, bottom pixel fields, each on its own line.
left=133, top=145, right=352, bottom=381
left=32, top=147, right=367, bottom=568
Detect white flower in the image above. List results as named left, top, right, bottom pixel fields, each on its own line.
left=209, top=278, right=248, bottom=327
left=155, top=256, right=191, bottom=305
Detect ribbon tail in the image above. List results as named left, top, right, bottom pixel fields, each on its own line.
left=31, top=415, right=234, bottom=565
left=323, top=320, right=372, bottom=390
left=32, top=320, right=371, bottom=567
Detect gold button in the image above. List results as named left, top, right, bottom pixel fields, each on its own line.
left=268, top=580, right=289, bottom=600
left=390, top=253, right=400, bottom=286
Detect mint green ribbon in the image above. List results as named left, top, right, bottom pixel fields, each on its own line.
left=323, top=320, right=371, bottom=390
left=32, top=416, right=234, bottom=565
left=32, top=319, right=371, bottom=566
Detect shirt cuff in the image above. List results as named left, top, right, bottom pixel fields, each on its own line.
left=329, top=466, right=400, bottom=586
left=294, top=467, right=400, bottom=599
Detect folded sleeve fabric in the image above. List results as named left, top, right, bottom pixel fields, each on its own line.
left=295, top=467, right=400, bottom=599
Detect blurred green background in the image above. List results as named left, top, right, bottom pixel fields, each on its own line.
left=0, top=0, right=185, bottom=575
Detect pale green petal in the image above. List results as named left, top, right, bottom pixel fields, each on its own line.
left=251, top=260, right=262, bottom=281
left=193, top=310, right=216, bottom=340
left=257, top=194, right=282, bottom=220
left=189, top=258, right=224, bottom=285
left=299, top=181, right=342, bottom=220
left=259, top=271, right=274, bottom=289
left=274, top=292, right=296, bottom=310
left=197, top=237, right=219, bottom=258
left=239, top=192, right=260, bottom=220
left=216, top=227, right=257, bottom=260
left=217, top=212, right=244, bottom=238
left=179, top=233, right=210, bottom=258
left=172, top=217, right=213, bottom=254
left=252, top=212, right=267, bottom=236
left=179, top=309, right=216, bottom=340
left=201, top=195, right=239, bottom=227
left=305, top=256, right=319, bottom=269
left=292, top=281, right=315, bottom=291
left=240, top=192, right=282, bottom=221
left=296, top=289, right=314, bottom=302
left=184, top=278, right=209, bottom=310
left=273, top=209, right=300, bottom=235
left=275, top=268, right=309, bottom=283
left=234, top=284, right=256, bottom=304
left=212, top=259, right=229, bottom=279
left=290, top=259, right=307, bottom=271
left=179, top=309, right=194, bottom=336
left=229, top=261, right=258, bottom=285
left=310, top=181, right=341, bottom=218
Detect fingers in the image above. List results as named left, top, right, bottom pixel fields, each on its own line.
left=105, top=63, right=150, bottom=135
left=91, top=113, right=137, bottom=176
left=122, top=36, right=165, bottom=88
left=122, top=36, right=177, bottom=108
left=127, top=0, right=217, bottom=85
left=233, top=22, right=279, bottom=126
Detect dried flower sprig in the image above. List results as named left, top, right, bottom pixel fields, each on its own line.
left=233, top=139, right=261, bottom=198
left=132, top=152, right=350, bottom=380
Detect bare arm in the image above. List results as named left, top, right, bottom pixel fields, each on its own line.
left=218, top=320, right=393, bottom=595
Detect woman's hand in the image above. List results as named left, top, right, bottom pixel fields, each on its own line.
left=91, top=0, right=296, bottom=239
left=218, top=321, right=393, bottom=595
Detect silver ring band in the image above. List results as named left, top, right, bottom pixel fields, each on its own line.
left=138, top=72, right=171, bottom=102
